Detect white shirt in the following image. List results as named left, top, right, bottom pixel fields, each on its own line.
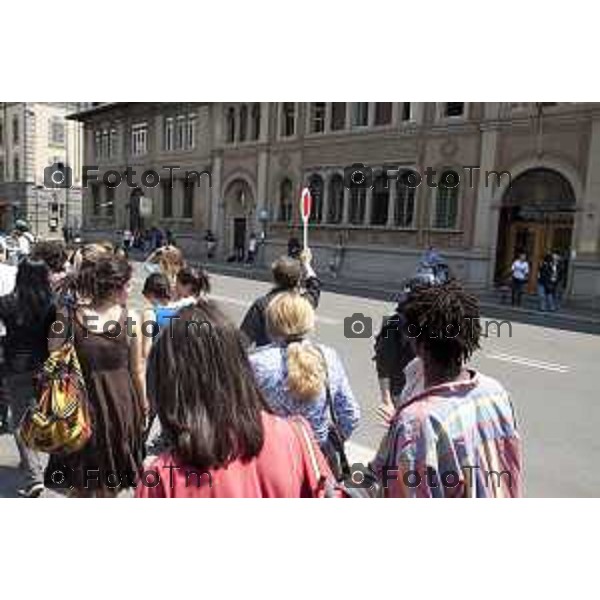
left=511, top=259, right=529, bottom=281
left=17, top=235, right=31, bottom=255
left=0, top=263, right=17, bottom=337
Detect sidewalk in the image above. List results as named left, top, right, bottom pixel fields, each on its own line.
left=200, top=259, right=600, bottom=335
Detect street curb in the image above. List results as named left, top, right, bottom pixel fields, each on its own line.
left=200, top=261, right=600, bottom=334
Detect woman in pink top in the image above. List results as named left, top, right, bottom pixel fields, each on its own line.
left=138, top=301, right=335, bottom=498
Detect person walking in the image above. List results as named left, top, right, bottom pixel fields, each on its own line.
left=370, top=281, right=522, bottom=498
left=0, top=259, right=56, bottom=497
left=144, top=245, right=186, bottom=295
left=511, top=252, right=529, bottom=306
left=240, top=250, right=320, bottom=348
left=246, top=233, right=258, bottom=264
left=538, top=253, right=560, bottom=312
left=45, top=254, right=147, bottom=497
left=249, top=292, right=360, bottom=478
left=138, top=301, right=337, bottom=498
left=204, top=230, right=217, bottom=260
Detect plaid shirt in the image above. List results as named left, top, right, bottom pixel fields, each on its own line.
left=372, top=371, right=521, bottom=498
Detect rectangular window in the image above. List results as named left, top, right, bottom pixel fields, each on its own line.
left=95, top=130, right=103, bottom=159
left=401, top=102, right=412, bottom=121
left=12, top=116, right=19, bottom=144
left=131, top=123, right=148, bottom=156
left=445, top=103, right=465, bottom=117
left=176, top=116, right=185, bottom=149
left=49, top=118, right=65, bottom=146
left=330, top=103, right=346, bottom=131
left=0, top=159, right=4, bottom=183
left=186, top=114, right=197, bottom=150
left=106, top=185, right=115, bottom=217
left=310, top=103, right=326, bottom=133
left=102, top=130, right=110, bottom=158
left=281, top=103, right=296, bottom=137
left=13, top=155, right=19, bottom=181
left=108, top=128, right=118, bottom=158
left=162, top=180, right=173, bottom=218
left=352, top=102, right=369, bottom=127
left=91, top=183, right=101, bottom=216
left=435, top=185, right=459, bottom=229
left=164, top=117, right=174, bottom=151
left=182, top=180, right=194, bottom=219
left=374, top=103, right=392, bottom=126
left=0, top=120, right=4, bottom=146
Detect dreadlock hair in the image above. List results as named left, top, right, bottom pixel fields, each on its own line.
left=402, top=280, right=481, bottom=377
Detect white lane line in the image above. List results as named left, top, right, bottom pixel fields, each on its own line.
left=485, top=352, right=570, bottom=373
left=210, top=294, right=342, bottom=325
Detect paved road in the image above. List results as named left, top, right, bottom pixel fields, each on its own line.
left=1, top=266, right=598, bottom=497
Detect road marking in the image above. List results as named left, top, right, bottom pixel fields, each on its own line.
left=485, top=352, right=570, bottom=373
left=210, top=294, right=342, bottom=325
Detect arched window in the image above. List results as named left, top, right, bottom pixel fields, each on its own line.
left=226, top=107, right=236, bottom=143
left=239, top=105, right=248, bottom=142
left=349, top=188, right=366, bottom=225
left=251, top=103, right=261, bottom=140
left=279, top=178, right=293, bottom=222
left=328, top=174, right=344, bottom=224
left=308, top=174, right=324, bottom=222
left=371, top=173, right=389, bottom=225
left=395, top=170, right=417, bottom=227
left=434, top=170, right=460, bottom=229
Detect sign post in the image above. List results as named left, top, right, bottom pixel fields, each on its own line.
left=300, top=187, right=312, bottom=250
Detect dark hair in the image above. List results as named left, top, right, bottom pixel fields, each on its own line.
left=148, top=302, right=268, bottom=470
left=31, top=241, right=68, bottom=273
left=143, top=273, right=172, bottom=301
left=76, top=254, right=132, bottom=303
left=14, top=259, right=53, bottom=322
left=271, top=256, right=302, bottom=289
left=403, top=280, right=481, bottom=375
left=176, top=266, right=211, bottom=297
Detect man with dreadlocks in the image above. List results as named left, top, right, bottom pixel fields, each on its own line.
left=370, top=280, right=521, bottom=498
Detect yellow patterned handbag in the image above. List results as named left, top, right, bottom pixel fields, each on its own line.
left=19, top=313, right=91, bottom=455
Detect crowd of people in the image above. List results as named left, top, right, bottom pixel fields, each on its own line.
left=0, top=236, right=522, bottom=498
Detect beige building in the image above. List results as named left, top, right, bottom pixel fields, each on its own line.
left=0, top=102, right=87, bottom=237
left=71, top=102, right=600, bottom=303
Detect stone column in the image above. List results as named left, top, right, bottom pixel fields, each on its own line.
left=321, top=172, right=330, bottom=223
left=472, top=128, right=498, bottom=249
left=211, top=154, right=223, bottom=237
left=256, top=149, right=268, bottom=230
left=364, top=188, right=373, bottom=226
left=368, top=102, right=376, bottom=128
left=387, top=180, right=396, bottom=227
left=577, top=118, right=600, bottom=256
left=342, top=187, right=350, bottom=224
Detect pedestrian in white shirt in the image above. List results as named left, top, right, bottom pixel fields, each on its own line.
left=511, top=252, right=529, bottom=306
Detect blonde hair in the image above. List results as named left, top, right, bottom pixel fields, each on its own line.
left=148, top=245, right=185, bottom=285
left=266, top=292, right=325, bottom=401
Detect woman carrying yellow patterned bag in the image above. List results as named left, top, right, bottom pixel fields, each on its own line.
left=19, top=311, right=91, bottom=455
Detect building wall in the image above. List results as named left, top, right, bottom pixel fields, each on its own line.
left=74, top=102, right=600, bottom=301
left=0, top=102, right=85, bottom=237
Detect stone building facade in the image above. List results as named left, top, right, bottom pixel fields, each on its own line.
left=0, top=102, right=87, bottom=238
left=71, top=102, right=600, bottom=303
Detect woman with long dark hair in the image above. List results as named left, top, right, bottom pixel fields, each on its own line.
left=0, top=258, right=55, bottom=497
left=138, top=302, right=335, bottom=498
left=45, top=254, right=147, bottom=497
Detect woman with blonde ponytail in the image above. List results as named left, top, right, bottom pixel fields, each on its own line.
left=249, top=292, right=360, bottom=451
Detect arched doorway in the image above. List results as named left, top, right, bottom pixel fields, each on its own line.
left=223, top=178, right=255, bottom=260
left=494, top=168, right=576, bottom=292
